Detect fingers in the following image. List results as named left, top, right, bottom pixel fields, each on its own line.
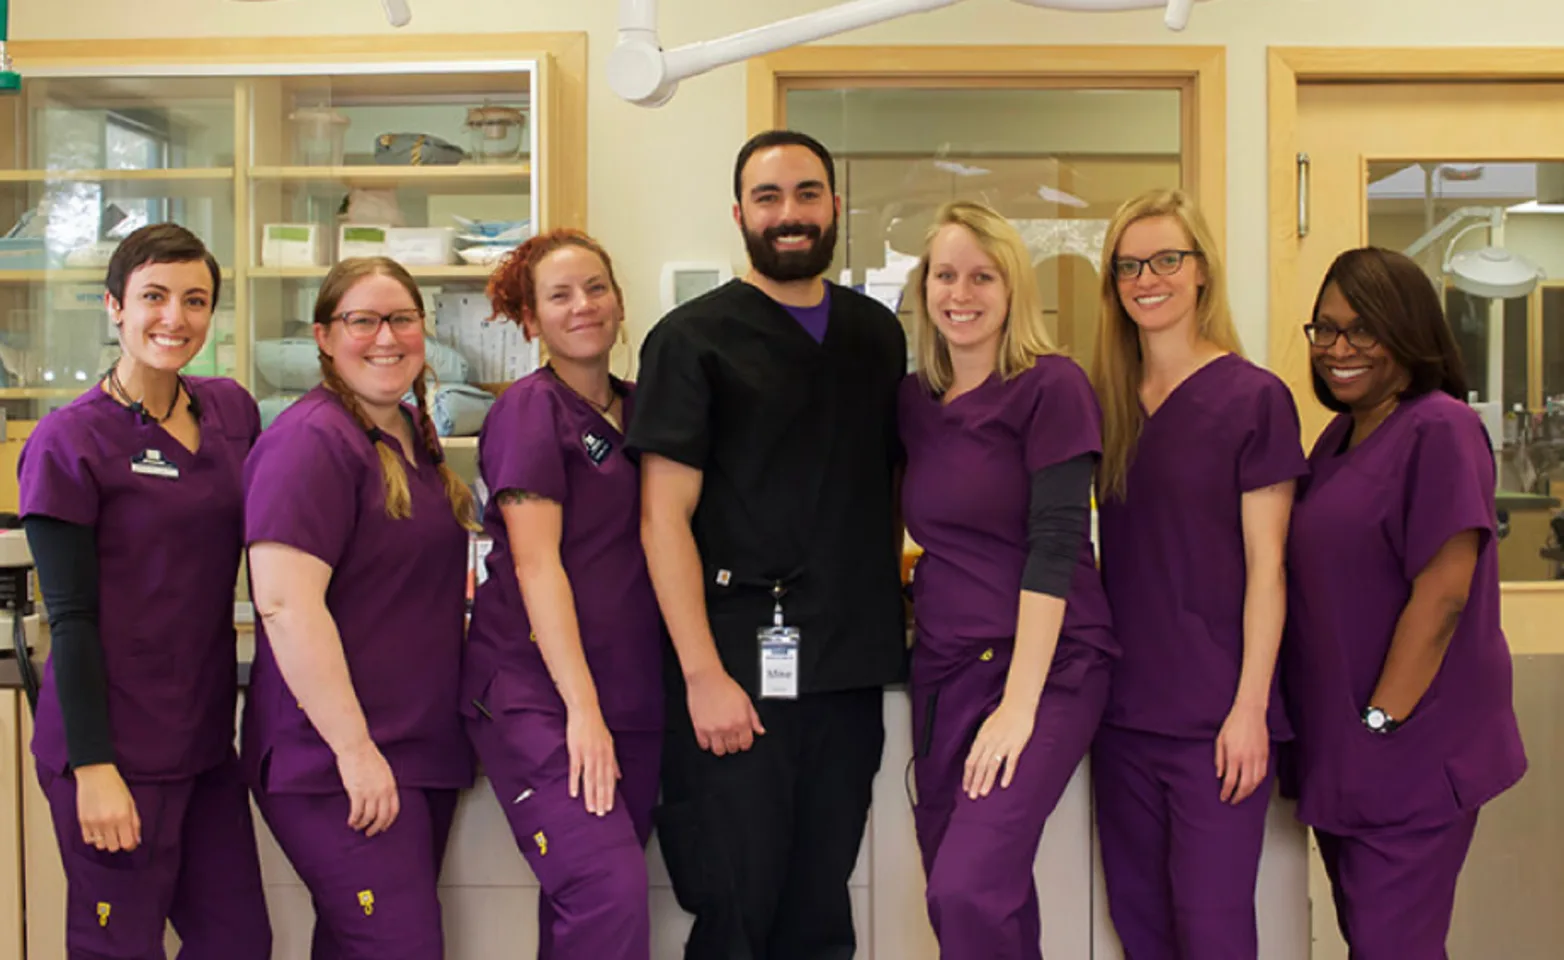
left=1214, top=737, right=1227, bottom=779
left=129, top=801, right=143, bottom=848
left=347, top=790, right=368, bottom=831
left=568, top=747, right=584, bottom=801
left=748, top=703, right=766, bottom=737
left=1000, top=752, right=1019, bottom=790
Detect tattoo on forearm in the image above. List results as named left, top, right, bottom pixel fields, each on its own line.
left=495, top=489, right=538, bottom=505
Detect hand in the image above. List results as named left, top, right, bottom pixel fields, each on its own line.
left=567, top=707, right=621, bottom=816
left=75, top=764, right=141, bottom=853
left=1215, top=703, right=1269, bottom=805
left=963, top=700, right=1036, bottom=800
left=686, top=667, right=766, bottom=757
left=336, top=741, right=400, bottom=836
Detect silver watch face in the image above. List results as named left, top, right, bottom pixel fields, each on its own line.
left=1365, top=708, right=1387, bottom=730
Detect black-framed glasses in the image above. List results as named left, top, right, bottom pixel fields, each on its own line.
left=332, top=309, right=425, bottom=340
left=1302, top=322, right=1378, bottom=350
left=1112, top=249, right=1200, bottom=281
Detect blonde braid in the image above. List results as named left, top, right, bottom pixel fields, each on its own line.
left=410, top=371, right=479, bottom=531
left=318, top=357, right=413, bottom=520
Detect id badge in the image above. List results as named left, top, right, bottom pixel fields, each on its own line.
left=758, top=625, right=801, bottom=700
left=130, top=449, right=179, bottom=480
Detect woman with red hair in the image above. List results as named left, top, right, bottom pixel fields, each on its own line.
left=460, top=230, right=663, bottom=960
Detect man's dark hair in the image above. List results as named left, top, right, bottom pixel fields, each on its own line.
left=105, top=223, right=222, bottom=310
left=733, top=129, right=837, bottom=203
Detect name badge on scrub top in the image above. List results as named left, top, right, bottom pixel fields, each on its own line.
left=130, top=449, right=179, bottom=480
left=758, top=583, right=800, bottom=700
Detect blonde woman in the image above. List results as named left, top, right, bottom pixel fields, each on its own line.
left=1089, top=189, right=1305, bottom=960
left=899, top=201, right=1117, bottom=959
left=242, top=257, right=478, bottom=958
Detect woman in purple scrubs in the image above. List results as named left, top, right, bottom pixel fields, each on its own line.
left=18, top=223, right=271, bottom=958
left=1089, top=189, right=1306, bottom=960
left=460, top=230, right=662, bottom=960
left=242, top=257, right=477, bottom=959
left=900, top=201, right=1117, bottom=960
left=1287, top=247, right=1526, bottom=959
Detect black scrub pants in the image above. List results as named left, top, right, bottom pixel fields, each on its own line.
left=656, top=686, right=885, bottom=960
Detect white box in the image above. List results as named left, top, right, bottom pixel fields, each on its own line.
left=338, top=224, right=390, bottom=261
left=261, top=223, right=323, bottom=267
left=387, top=227, right=457, bottom=266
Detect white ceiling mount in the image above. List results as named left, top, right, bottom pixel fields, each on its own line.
left=608, top=0, right=1212, bottom=107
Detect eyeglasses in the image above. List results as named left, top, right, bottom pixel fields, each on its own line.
left=1112, top=249, right=1200, bottom=281
left=1302, top=323, right=1379, bottom=350
left=332, top=309, right=425, bottom=340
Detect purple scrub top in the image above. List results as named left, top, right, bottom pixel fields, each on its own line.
left=19, top=377, right=260, bottom=781
left=241, top=386, right=474, bottom=794
left=461, top=370, right=663, bottom=732
left=1097, top=354, right=1306, bottom=740
left=1285, top=390, right=1526, bottom=834
left=900, top=355, right=1116, bottom=686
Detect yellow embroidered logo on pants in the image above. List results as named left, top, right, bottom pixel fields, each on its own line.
left=534, top=831, right=548, bottom=856
left=357, top=890, right=375, bottom=916
left=96, top=902, right=111, bottom=927
left=979, top=648, right=994, bottom=662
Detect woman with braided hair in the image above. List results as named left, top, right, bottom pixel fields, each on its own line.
left=241, top=256, right=477, bottom=959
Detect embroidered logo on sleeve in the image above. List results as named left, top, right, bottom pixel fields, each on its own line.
left=357, top=890, right=375, bottom=916
left=534, top=830, right=549, bottom=856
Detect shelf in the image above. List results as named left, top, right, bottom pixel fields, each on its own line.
left=0, top=268, right=236, bottom=284
left=249, top=164, right=531, bottom=195
left=0, top=388, right=87, bottom=400
left=249, top=265, right=496, bottom=280
left=0, top=168, right=234, bottom=183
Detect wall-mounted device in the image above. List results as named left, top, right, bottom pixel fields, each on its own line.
left=661, top=261, right=734, bottom=313
left=0, top=524, right=40, bottom=712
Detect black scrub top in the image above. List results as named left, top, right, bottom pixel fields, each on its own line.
left=628, top=279, right=908, bottom=697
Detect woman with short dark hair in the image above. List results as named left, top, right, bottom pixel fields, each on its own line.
left=1286, top=246, right=1527, bottom=959
left=19, top=222, right=271, bottom=957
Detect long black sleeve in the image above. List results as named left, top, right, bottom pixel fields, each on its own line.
left=1021, top=454, right=1095, bottom=600
left=23, top=515, right=114, bottom=769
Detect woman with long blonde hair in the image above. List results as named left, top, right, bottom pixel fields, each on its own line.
left=1089, top=189, right=1305, bottom=960
left=900, top=201, right=1116, bottom=959
left=242, top=256, right=477, bottom=958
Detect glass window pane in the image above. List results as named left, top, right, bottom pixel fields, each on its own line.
left=786, top=87, right=1183, bottom=372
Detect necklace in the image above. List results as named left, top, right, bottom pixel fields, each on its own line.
left=546, top=363, right=617, bottom=415
left=106, top=365, right=183, bottom=424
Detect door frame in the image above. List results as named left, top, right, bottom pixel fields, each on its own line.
left=1267, top=47, right=1564, bottom=386
left=1268, top=47, right=1564, bottom=620
left=745, top=44, right=1226, bottom=252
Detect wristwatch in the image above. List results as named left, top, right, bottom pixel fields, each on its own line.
left=1362, top=706, right=1400, bottom=734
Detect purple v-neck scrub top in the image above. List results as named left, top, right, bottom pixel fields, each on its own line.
left=1097, top=354, right=1307, bottom=740
left=1285, top=391, right=1526, bottom=834
left=461, top=370, right=663, bottom=732
left=900, top=356, right=1117, bottom=686
left=241, top=386, right=474, bottom=794
left=19, top=378, right=260, bottom=781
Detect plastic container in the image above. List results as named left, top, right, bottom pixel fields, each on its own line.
left=290, top=107, right=350, bottom=167
left=464, top=106, right=525, bottom=163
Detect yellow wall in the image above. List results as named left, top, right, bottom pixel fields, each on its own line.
left=13, top=0, right=1564, bottom=358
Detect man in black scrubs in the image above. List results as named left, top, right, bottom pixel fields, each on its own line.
left=630, top=130, right=907, bottom=959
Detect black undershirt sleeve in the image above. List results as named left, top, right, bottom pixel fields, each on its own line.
left=23, top=515, right=114, bottom=769
left=1021, top=454, right=1095, bottom=600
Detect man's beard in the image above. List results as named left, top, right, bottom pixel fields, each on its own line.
left=742, top=216, right=839, bottom=283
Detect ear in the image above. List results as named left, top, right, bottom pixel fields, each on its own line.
left=313, top=322, right=331, bottom=355
left=732, top=202, right=744, bottom=230
left=519, top=311, right=542, bottom=343
left=103, top=291, right=122, bottom=328
left=834, top=194, right=843, bottom=219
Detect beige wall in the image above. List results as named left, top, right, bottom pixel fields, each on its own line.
left=12, top=0, right=1564, bottom=358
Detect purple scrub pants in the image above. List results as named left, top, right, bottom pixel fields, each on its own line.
left=911, top=644, right=1109, bottom=960
left=1091, top=725, right=1273, bottom=960
left=254, top=785, right=458, bottom=960
left=1316, top=812, right=1478, bottom=960
left=466, top=709, right=660, bottom=960
left=38, top=751, right=271, bottom=960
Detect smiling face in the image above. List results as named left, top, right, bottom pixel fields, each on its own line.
left=314, top=272, right=427, bottom=409
left=924, top=222, right=1009, bottom=362
left=108, top=259, right=215, bottom=373
left=526, top=244, right=622, bottom=364
left=1113, top=215, right=1205, bottom=336
left=1311, top=280, right=1409, bottom=412
left=733, top=144, right=840, bottom=283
